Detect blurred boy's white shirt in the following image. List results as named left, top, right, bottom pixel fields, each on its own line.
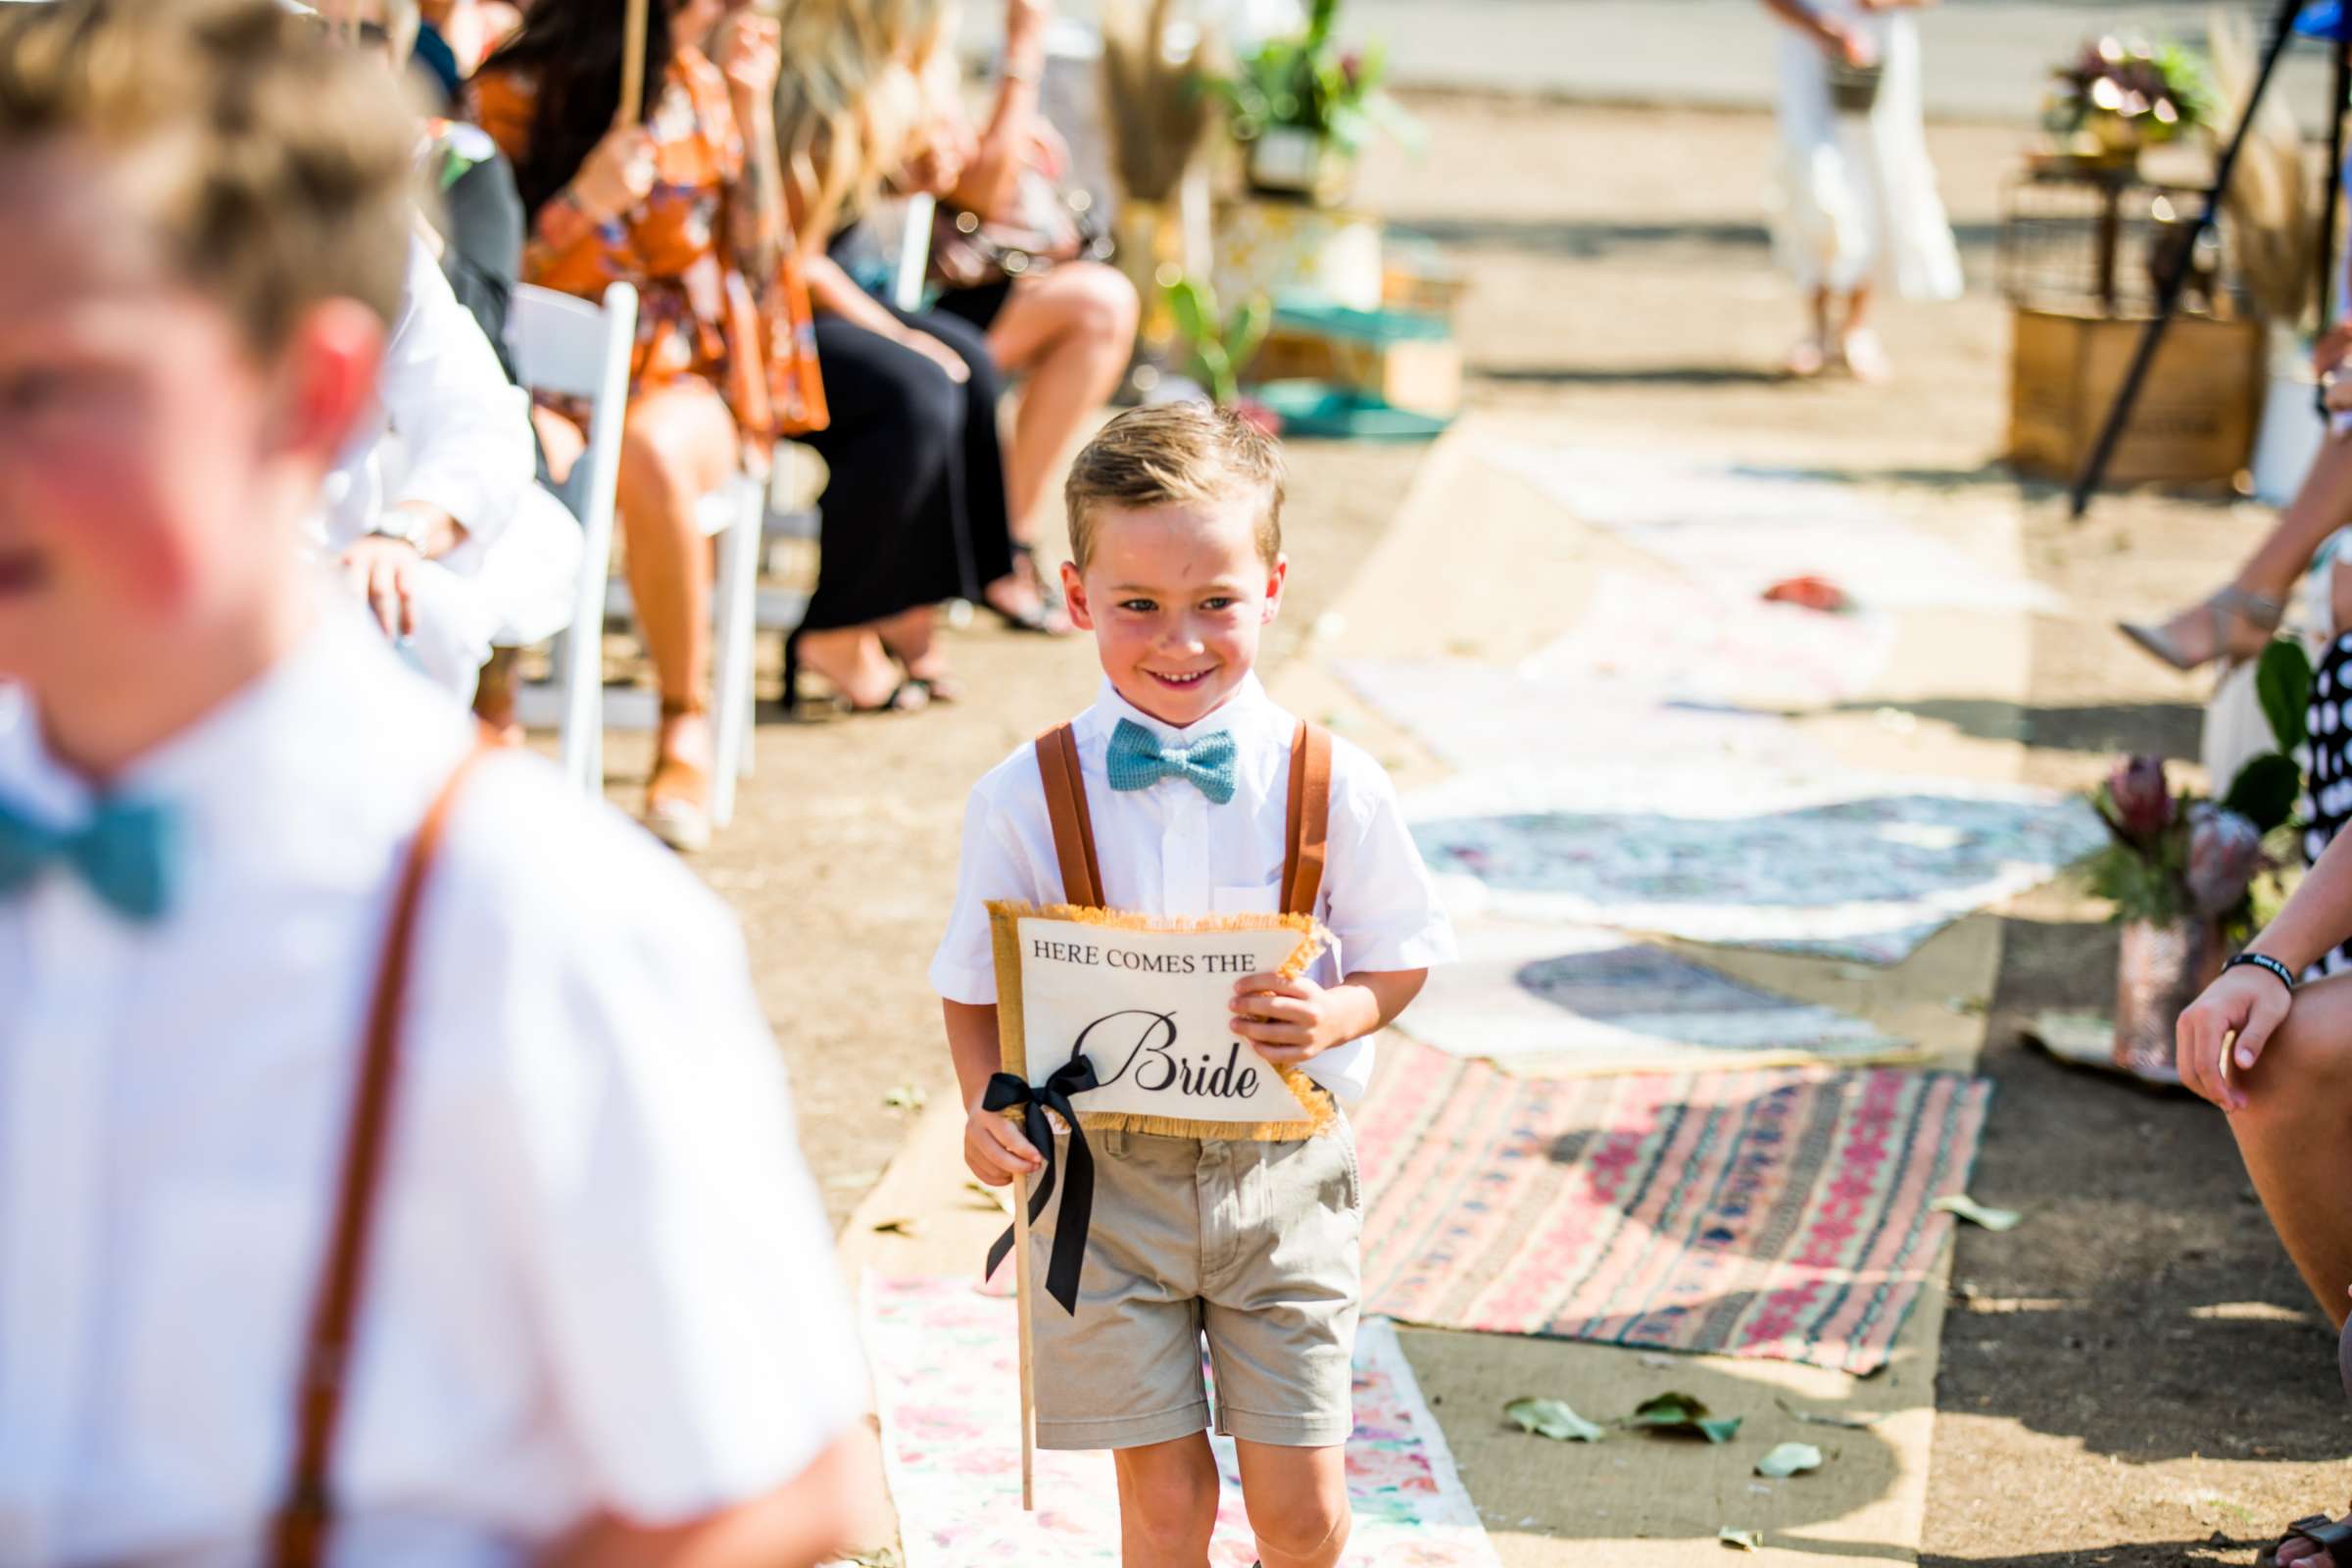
left=929, top=671, right=1455, bottom=1103
left=0, top=608, right=865, bottom=1564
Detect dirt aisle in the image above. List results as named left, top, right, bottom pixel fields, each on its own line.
left=660, top=96, right=2342, bottom=1563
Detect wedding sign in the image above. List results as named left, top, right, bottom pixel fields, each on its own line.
left=987, top=905, right=1334, bottom=1137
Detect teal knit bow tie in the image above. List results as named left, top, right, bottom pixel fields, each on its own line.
left=0, top=793, right=179, bottom=921
left=1106, top=718, right=1239, bottom=805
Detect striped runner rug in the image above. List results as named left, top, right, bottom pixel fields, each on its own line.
left=1354, top=1037, right=1991, bottom=1374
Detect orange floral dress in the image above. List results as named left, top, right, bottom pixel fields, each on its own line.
left=474, top=51, right=825, bottom=442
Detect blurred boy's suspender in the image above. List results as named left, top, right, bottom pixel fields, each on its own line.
left=1033, top=719, right=1332, bottom=915
left=270, top=743, right=496, bottom=1568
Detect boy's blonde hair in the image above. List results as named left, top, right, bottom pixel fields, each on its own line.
left=0, top=0, right=416, bottom=353
left=1064, top=403, right=1287, bottom=572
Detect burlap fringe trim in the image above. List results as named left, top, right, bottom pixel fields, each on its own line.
left=986, top=901, right=1338, bottom=1141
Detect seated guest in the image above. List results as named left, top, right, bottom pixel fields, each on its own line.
left=919, top=0, right=1140, bottom=610
left=2180, top=827, right=2352, bottom=1564
left=0, top=2, right=878, bottom=1560
left=775, top=0, right=1055, bottom=711
left=475, top=0, right=787, bottom=849
left=317, top=234, right=578, bottom=708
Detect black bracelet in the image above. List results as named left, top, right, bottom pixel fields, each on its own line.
left=2225, top=953, right=2298, bottom=993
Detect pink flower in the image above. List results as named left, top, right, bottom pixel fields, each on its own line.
left=2105, top=755, right=2173, bottom=842
left=2185, top=805, right=2262, bottom=917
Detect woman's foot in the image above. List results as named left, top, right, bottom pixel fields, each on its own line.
left=984, top=547, right=1073, bottom=636
left=1838, top=326, right=1891, bottom=383
left=1784, top=333, right=1831, bottom=379
left=789, top=627, right=931, bottom=715
left=2119, top=586, right=2284, bottom=673
left=644, top=702, right=714, bottom=854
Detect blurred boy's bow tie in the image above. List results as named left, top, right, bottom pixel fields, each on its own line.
left=1106, top=719, right=1238, bottom=805
left=0, top=794, right=180, bottom=921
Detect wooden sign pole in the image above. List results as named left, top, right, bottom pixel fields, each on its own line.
left=1011, top=1167, right=1038, bottom=1511
left=617, top=0, right=650, bottom=127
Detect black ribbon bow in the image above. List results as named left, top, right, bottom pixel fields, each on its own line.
left=981, top=1056, right=1101, bottom=1315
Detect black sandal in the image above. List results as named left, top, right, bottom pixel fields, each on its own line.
left=781, top=632, right=930, bottom=717
left=2261, top=1516, right=2352, bottom=1567
left=986, top=543, right=1073, bottom=636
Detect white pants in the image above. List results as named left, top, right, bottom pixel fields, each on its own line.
left=364, top=483, right=583, bottom=706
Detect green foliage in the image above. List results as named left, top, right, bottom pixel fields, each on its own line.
left=1503, top=1396, right=1606, bottom=1443
left=1163, top=275, right=1268, bottom=407
left=2081, top=835, right=2189, bottom=924
left=2224, top=753, right=2301, bottom=836
left=1624, top=1392, right=1741, bottom=1445
left=1213, top=0, right=1420, bottom=155
left=2257, top=636, right=2314, bottom=755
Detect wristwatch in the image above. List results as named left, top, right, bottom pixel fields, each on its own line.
left=368, top=509, right=429, bottom=552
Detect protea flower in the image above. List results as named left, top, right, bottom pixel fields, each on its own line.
left=2185, top=805, right=2262, bottom=918
left=2105, top=755, right=2174, bottom=842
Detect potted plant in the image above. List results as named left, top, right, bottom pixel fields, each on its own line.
left=1215, top=0, right=1416, bottom=204
left=2082, top=640, right=2310, bottom=1081
left=1164, top=273, right=1276, bottom=429
left=2041, top=35, right=2217, bottom=171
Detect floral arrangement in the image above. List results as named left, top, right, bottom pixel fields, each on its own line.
left=2042, top=36, right=2218, bottom=156
left=2082, top=640, right=2309, bottom=938
left=1213, top=0, right=1417, bottom=157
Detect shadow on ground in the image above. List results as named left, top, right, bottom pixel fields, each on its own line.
left=1833, top=695, right=2203, bottom=759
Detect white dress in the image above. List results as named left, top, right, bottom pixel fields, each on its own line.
left=1768, top=3, right=1963, bottom=301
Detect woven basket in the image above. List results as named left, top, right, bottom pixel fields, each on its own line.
left=1828, top=60, right=1883, bottom=116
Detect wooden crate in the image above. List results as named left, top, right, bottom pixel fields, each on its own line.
left=1250, top=304, right=1463, bottom=418
left=2008, top=305, right=2262, bottom=487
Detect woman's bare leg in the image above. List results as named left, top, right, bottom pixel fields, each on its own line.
left=2223, top=971, right=2352, bottom=1329
left=616, top=381, right=737, bottom=771
left=986, top=262, right=1141, bottom=541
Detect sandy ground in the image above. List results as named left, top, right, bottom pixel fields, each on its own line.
left=604, top=96, right=2347, bottom=1563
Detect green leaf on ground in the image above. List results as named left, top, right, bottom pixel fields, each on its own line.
left=1503, top=1396, right=1606, bottom=1443
left=1775, top=1396, right=1886, bottom=1430
left=883, top=1084, right=927, bottom=1111
left=1718, top=1527, right=1764, bottom=1551
left=1627, top=1392, right=1742, bottom=1444
left=1755, top=1442, right=1824, bottom=1478
left=1931, top=1194, right=2023, bottom=1232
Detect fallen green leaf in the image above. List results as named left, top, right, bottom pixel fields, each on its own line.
left=1775, top=1396, right=1885, bottom=1430
left=1503, top=1396, right=1606, bottom=1443
left=870, top=1217, right=923, bottom=1237
left=1718, top=1527, right=1764, bottom=1551
left=1627, top=1392, right=1742, bottom=1444
left=883, top=1085, right=927, bottom=1111
left=1931, top=1194, right=2022, bottom=1232
left=1755, top=1441, right=1823, bottom=1478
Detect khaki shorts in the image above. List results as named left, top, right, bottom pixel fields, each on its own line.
left=1028, top=1121, right=1362, bottom=1451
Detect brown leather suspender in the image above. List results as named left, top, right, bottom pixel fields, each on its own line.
left=1035, top=722, right=1104, bottom=908
left=1279, top=721, right=1333, bottom=918
left=270, top=744, right=494, bottom=1568
left=1033, top=718, right=1331, bottom=915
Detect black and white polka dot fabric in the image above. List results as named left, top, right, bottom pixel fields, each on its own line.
left=2307, top=632, right=2352, bottom=980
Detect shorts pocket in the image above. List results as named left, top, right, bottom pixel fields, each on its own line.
left=1334, top=1119, right=1362, bottom=1212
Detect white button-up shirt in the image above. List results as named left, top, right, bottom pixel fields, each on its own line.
left=0, top=612, right=864, bottom=1565
left=930, top=674, right=1454, bottom=1102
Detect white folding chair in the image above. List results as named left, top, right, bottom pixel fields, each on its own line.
left=510, top=281, right=763, bottom=828
left=505, top=279, right=636, bottom=799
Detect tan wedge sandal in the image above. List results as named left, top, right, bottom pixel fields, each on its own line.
left=2118, top=585, right=2283, bottom=674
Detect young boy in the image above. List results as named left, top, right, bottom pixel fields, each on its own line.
left=0, top=1, right=871, bottom=1560
left=931, top=403, right=1454, bottom=1567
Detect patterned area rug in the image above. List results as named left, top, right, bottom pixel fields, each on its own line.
left=1397, top=922, right=1912, bottom=1076
left=1353, top=1039, right=1991, bottom=1374
left=865, top=1275, right=1501, bottom=1568
left=1405, top=766, right=2106, bottom=965
left=1481, top=441, right=2065, bottom=615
